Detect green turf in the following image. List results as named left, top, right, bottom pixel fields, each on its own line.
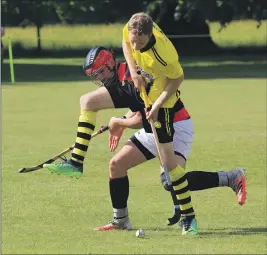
left=2, top=57, right=267, bottom=254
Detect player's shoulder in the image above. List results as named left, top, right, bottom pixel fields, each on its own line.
left=152, top=40, right=179, bottom=65
left=152, top=23, right=179, bottom=64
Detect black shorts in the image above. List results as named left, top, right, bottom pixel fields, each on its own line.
left=104, top=80, right=144, bottom=112
left=105, top=81, right=182, bottom=144
left=139, top=107, right=176, bottom=143
left=139, top=96, right=185, bottom=143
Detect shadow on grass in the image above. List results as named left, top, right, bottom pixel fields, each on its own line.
left=1, top=54, right=266, bottom=83
left=200, top=227, right=267, bottom=236
left=142, top=226, right=267, bottom=237
left=183, top=62, right=267, bottom=80
left=1, top=62, right=87, bottom=83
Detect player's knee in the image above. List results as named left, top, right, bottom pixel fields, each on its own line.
left=109, top=157, right=125, bottom=178
left=109, top=157, right=117, bottom=173
left=165, top=155, right=185, bottom=171
left=80, top=95, right=88, bottom=109
left=80, top=93, right=98, bottom=111
left=166, top=162, right=177, bottom=172
left=109, top=157, right=128, bottom=178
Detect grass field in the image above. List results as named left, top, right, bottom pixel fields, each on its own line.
left=1, top=56, right=267, bottom=254
left=2, top=20, right=267, bottom=50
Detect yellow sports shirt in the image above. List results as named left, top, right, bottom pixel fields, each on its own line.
left=123, top=22, right=183, bottom=108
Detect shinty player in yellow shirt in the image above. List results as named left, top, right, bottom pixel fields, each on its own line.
left=122, top=12, right=198, bottom=235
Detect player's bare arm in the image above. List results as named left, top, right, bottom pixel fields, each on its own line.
left=122, top=41, right=137, bottom=76
left=111, top=112, right=143, bottom=130
left=122, top=40, right=145, bottom=90
left=125, top=110, right=137, bottom=119
left=108, top=111, right=143, bottom=149
left=108, top=112, right=143, bottom=152
left=147, top=74, right=184, bottom=121
left=155, top=74, right=184, bottom=109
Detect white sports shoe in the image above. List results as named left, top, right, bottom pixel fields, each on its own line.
left=94, top=218, right=133, bottom=231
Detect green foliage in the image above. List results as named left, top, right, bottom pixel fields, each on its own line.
left=1, top=0, right=59, bottom=27
left=2, top=0, right=267, bottom=27
left=173, top=0, right=267, bottom=28
left=145, top=0, right=267, bottom=31
left=1, top=0, right=145, bottom=26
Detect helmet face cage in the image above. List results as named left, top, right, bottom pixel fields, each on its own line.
left=89, top=65, right=115, bottom=87
left=84, top=47, right=116, bottom=87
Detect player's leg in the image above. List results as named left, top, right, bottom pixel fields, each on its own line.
left=44, top=86, right=115, bottom=177
left=126, top=126, right=196, bottom=234
left=161, top=144, right=198, bottom=235
left=159, top=118, right=192, bottom=223
left=184, top=169, right=246, bottom=205
left=95, top=139, right=149, bottom=231
left=154, top=108, right=197, bottom=235
left=70, top=87, right=115, bottom=167
left=161, top=167, right=247, bottom=206
left=160, top=119, right=247, bottom=205
left=162, top=169, right=247, bottom=204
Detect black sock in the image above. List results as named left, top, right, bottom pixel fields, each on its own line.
left=186, top=171, right=219, bottom=191
left=70, top=159, right=83, bottom=170
left=109, top=176, right=129, bottom=209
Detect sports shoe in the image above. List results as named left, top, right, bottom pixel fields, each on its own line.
left=181, top=216, right=198, bottom=236
left=229, top=168, right=247, bottom=205
left=177, top=220, right=183, bottom=229
left=43, top=160, right=83, bottom=178
left=94, top=219, right=132, bottom=231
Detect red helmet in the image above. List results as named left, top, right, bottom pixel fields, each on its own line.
left=83, top=47, right=116, bottom=86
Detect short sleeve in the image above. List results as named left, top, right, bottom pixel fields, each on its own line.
left=153, top=38, right=184, bottom=79
left=122, top=23, right=129, bottom=43
left=163, top=61, right=184, bottom=79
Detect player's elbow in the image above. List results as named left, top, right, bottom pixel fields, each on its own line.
left=129, top=112, right=142, bottom=128
left=167, top=73, right=184, bottom=88
left=135, top=112, right=142, bottom=122
left=178, top=73, right=184, bottom=83
left=134, top=113, right=143, bottom=126
left=174, top=73, right=184, bottom=87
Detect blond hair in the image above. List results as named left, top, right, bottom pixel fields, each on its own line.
left=128, top=12, right=153, bottom=36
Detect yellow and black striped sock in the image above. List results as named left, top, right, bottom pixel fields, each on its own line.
left=169, top=165, right=195, bottom=217
left=71, top=109, right=96, bottom=167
